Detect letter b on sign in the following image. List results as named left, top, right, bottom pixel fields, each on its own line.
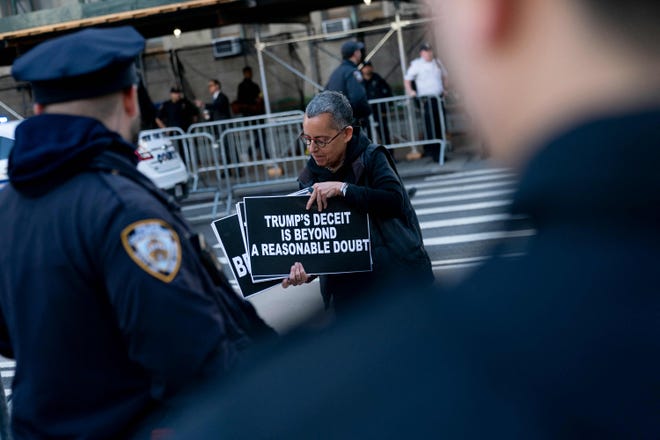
left=232, top=256, right=248, bottom=278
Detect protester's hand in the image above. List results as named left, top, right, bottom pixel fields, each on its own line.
left=306, top=182, right=343, bottom=212
left=282, top=262, right=309, bottom=288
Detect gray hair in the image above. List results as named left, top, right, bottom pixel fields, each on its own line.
left=305, top=91, right=353, bottom=130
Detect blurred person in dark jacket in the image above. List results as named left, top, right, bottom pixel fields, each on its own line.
left=233, top=66, right=264, bottom=117
left=361, top=60, right=393, bottom=144
left=0, top=26, right=273, bottom=440
left=325, top=40, right=372, bottom=129
left=361, top=61, right=392, bottom=101
left=197, top=79, right=231, bottom=121
left=165, top=0, right=660, bottom=437
left=156, top=85, right=199, bottom=131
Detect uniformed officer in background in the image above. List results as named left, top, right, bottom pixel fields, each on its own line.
left=325, top=40, right=372, bottom=129
left=0, top=26, right=273, bottom=439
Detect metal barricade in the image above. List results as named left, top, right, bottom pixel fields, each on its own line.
left=187, top=110, right=304, bottom=142
left=368, top=94, right=448, bottom=165
left=215, top=116, right=307, bottom=215
left=165, top=132, right=230, bottom=217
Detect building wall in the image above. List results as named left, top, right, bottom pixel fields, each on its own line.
left=0, top=2, right=435, bottom=120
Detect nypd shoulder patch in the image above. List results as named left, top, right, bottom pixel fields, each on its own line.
left=353, top=70, right=363, bottom=82
left=121, top=219, right=182, bottom=283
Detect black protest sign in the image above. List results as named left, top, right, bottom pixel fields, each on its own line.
left=244, top=195, right=372, bottom=277
left=211, top=214, right=281, bottom=297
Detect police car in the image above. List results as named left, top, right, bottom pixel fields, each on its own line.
left=0, top=120, right=189, bottom=198
left=136, top=131, right=189, bottom=199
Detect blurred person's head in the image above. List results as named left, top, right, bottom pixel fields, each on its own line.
left=419, top=43, right=434, bottom=62
left=243, top=66, right=253, bottom=79
left=302, top=91, right=354, bottom=171
left=169, top=86, right=182, bottom=102
left=341, top=41, right=365, bottom=65
left=208, top=79, right=221, bottom=94
left=430, top=0, right=660, bottom=166
left=11, top=26, right=145, bottom=144
left=361, top=61, right=374, bottom=80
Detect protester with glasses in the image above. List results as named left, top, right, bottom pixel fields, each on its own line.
left=282, top=90, right=433, bottom=315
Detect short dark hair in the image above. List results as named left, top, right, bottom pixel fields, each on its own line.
left=305, top=91, right=353, bottom=130
left=578, top=1, right=660, bottom=54
left=209, top=79, right=221, bottom=88
left=243, top=66, right=252, bottom=74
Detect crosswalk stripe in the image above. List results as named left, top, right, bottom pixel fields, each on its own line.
left=1, top=371, right=13, bottom=378
left=431, top=253, right=525, bottom=270
left=413, top=173, right=515, bottom=189
left=424, top=168, right=511, bottom=181
left=0, top=362, right=15, bottom=369
left=419, top=214, right=523, bottom=229
left=412, top=189, right=515, bottom=206
left=423, top=229, right=536, bottom=246
left=416, top=200, right=512, bottom=216
left=416, top=180, right=516, bottom=197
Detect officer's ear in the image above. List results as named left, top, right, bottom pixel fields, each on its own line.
left=33, top=103, right=45, bottom=115
left=121, top=85, right=139, bottom=118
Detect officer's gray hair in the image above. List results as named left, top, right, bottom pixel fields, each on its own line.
left=305, top=91, right=353, bottom=130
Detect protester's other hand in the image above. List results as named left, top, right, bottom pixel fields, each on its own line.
left=282, top=262, right=309, bottom=288
left=306, top=182, right=343, bottom=212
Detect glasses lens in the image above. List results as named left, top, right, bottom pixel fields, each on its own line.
left=299, top=135, right=329, bottom=148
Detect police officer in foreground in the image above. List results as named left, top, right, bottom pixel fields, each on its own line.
left=0, top=26, right=273, bottom=439
left=325, top=40, right=371, bottom=129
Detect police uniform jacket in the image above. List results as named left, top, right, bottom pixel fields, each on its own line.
left=325, top=60, right=372, bottom=122
left=0, top=114, right=272, bottom=438
left=298, top=128, right=432, bottom=311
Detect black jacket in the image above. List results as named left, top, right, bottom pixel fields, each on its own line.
left=325, top=60, right=371, bottom=121
left=206, top=91, right=231, bottom=121
left=363, top=72, right=392, bottom=100
left=0, top=114, right=272, bottom=439
left=298, top=128, right=432, bottom=310
left=167, top=107, right=660, bottom=439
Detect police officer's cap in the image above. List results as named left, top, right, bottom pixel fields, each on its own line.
left=12, top=26, right=145, bottom=105
left=341, top=41, right=364, bottom=59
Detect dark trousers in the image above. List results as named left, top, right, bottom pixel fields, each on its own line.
left=420, top=97, right=445, bottom=163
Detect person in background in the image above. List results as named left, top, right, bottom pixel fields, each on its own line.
left=281, top=91, right=433, bottom=315
left=361, top=60, right=393, bottom=144
left=165, top=0, right=660, bottom=437
left=198, top=79, right=231, bottom=121
left=325, top=40, right=372, bottom=129
left=155, top=85, right=199, bottom=131
left=233, top=66, right=264, bottom=117
left=404, top=43, right=448, bottom=163
left=361, top=61, right=392, bottom=101
left=0, top=26, right=273, bottom=439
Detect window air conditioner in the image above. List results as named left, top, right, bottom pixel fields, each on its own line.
left=212, top=37, right=243, bottom=59
left=322, top=18, right=352, bottom=38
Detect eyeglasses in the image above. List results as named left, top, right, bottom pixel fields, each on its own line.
left=299, top=126, right=349, bottom=149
